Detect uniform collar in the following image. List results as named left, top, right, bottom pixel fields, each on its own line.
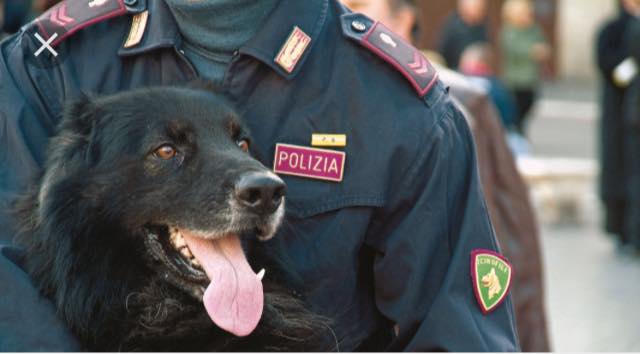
left=119, top=0, right=329, bottom=80
left=118, top=0, right=182, bottom=57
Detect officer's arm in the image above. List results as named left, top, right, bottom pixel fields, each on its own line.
left=595, top=24, right=628, bottom=78
left=627, top=18, right=640, bottom=62
left=0, top=33, right=78, bottom=350
left=0, top=31, right=63, bottom=240
left=366, top=101, right=520, bottom=351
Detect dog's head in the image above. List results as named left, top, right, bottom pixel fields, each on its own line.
left=481, top=268, right=502, bottom=299
left=35, top=86, right=286, bottom=337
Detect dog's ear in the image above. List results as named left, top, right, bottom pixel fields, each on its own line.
left=60, top=94, right=97, bottom=135
left=54, top=94, right=102, bottom=165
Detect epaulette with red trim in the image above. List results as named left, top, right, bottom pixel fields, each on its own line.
left=341, top=13, right=438, bottom=98
left=33, top=0, right=130, bottom=46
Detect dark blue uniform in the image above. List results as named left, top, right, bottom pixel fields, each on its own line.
left=0, top=0, right=520, bottom=350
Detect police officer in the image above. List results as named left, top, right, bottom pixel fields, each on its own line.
left=0, top=0, right=520, bottom=350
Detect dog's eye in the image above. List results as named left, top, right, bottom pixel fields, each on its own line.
left=237, top=139, right=250, bottom=153
left=154, top=144, right=177, bottom=160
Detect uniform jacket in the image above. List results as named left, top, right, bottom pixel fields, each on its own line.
left=595, top=10, right=631, bottom=210
left=0, top=0, right=520, bottom=350
left=621, top=16, right=640, bottom=248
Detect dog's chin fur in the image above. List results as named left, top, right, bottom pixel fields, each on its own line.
left=13, top=86, right=334, bottom=351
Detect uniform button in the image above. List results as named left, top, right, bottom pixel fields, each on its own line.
left=351, top=20, right=367, bottom=32
left=179, top=49, right=185, bottom=55
left=124, top=0, right=137, bottom=5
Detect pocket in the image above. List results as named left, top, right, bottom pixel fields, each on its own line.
left=282, top=175, right=385, bottom=218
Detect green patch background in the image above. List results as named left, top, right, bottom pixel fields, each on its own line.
left=475, top=254, right=511, bottom=310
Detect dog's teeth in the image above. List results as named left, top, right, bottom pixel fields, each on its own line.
left=256, top=268, right=266, bottom=281
left=191, top=258, right=202, bottom=268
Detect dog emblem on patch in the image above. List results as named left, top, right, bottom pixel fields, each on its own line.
left=471, top=249, right=512, bottom=314
left=273, top=143, right=345, bottom=182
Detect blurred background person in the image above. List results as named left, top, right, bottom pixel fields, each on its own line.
left=595, top=0, right=640, bottom=247
left=459, top=42, right=532, bottom=156
left=0, top=0, right=58, bottom=38
left=500, top=0, right=551, bottom=136
left=438, top=0, right=489, bottom=69
left=460, top=42, right=518, bottom=131
left=32, top=0, right=60, bottom=14
left=0, top=0, right=4, bottom=39
left=621, top=0, right=640, bottom=252
left=341, top=0, right=417, bottom=42
left=1, top=0, right=32, bottom=35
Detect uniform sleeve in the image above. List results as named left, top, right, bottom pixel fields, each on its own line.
left=0, top=32, right=77, bottom=350
left=627, top=18, right=640, bottom=62
left=367, top=98, right=520, bottom=351
left=0, top=31, right=62, bottom=243
left=0, top=246, right=80, bottom=351
left=596, top=22, right=628, bottom=80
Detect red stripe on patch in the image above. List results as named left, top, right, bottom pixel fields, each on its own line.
left=360, top=22, right=438, bottom=97
left=35, top=0, right=127, bottom=46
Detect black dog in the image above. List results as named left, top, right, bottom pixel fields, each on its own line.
left=14, top=86, right=331, bottom=351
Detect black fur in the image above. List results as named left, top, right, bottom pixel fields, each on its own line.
left=14, top=86, right=333, bottom=351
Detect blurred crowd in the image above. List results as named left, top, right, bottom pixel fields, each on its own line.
left=345, top=0, right=551, bottom=155
left=596, top=0, right=640, bottom=253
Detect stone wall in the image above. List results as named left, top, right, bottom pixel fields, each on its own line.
left=556, top=0, right=617, bottom=80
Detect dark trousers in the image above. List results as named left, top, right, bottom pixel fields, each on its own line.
left=513, top=88, right=536, bottom=135
left=605, top=199, right=627, bottom=244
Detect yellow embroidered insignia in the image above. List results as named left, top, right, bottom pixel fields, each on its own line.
left=274, top=26, right=311, bottom=74
left=311, top=134, right=347, bottom=147
left=123, top=10, right=148, bottom=48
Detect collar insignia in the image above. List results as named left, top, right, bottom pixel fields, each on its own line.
left=123, top=10, right=148, bottom=48
left=275, top=26, right=311, bottom=74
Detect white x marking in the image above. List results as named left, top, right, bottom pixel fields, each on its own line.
left=34, top=32, right=59, bottom=57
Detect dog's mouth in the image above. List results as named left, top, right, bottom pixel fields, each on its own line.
left=145, top=225, right=269, bottom=337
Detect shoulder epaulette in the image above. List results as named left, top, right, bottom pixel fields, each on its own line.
left=341, top=13, right=438, bottom=97
left=34, top=0, right=128, bottom=46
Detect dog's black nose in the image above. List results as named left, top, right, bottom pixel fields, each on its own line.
left=235, top=172, right=286, bottom=214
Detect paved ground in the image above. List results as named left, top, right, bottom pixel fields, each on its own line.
left=527, top=81, right=640, bottom=351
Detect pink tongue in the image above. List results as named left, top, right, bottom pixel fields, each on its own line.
left=181, top=232, right=263, bottom=337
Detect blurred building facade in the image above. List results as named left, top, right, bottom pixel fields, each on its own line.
left=416, top=0, right=617, bottom=81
